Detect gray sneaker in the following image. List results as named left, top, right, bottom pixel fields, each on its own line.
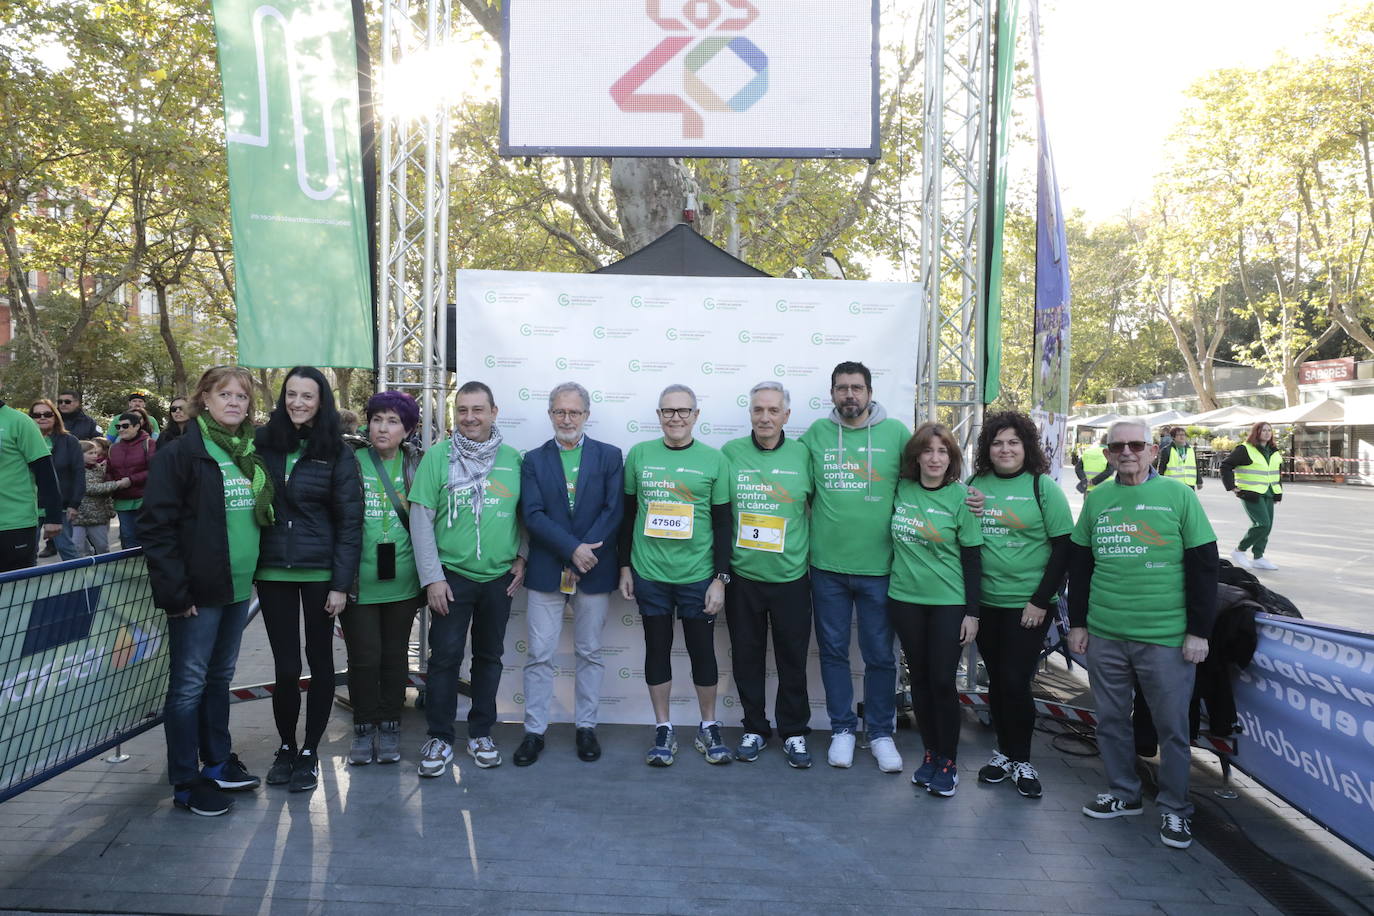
left=783, top=736, right=812, bottom=769
left=694, top=723, right=732, bottom=765
left=467, top=736, right=502, bottom=768
left=376, top=721, right=401, bottom=764
left=349, top=723, right=376, bottom=765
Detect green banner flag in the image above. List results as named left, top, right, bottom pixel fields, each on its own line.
left=212, top=0, right=374, bottom=368
left=982, top=0, right=1019, bottom=404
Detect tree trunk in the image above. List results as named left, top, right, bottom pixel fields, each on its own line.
left=154, top=281, right=189, bottom=395
left=610, top=158, right=692, bottom=252
left=334, top=367, right=355, bottom=410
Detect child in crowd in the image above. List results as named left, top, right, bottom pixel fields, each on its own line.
left=73, top=439, right=120, bottom=556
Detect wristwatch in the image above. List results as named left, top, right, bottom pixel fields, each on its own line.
left=714, top=572, right=732, bottom=585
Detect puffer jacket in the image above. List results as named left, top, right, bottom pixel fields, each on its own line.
left=74, top=461, right=121, bottom=526
left=107, top=431, right=155, bottom=499
left=254, top=430, right=363, bottom=592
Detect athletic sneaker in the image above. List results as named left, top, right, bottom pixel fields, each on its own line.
left=735, top=732, right=766, bottom=762
left=417, top=737, right=453, bottom=777
left=266, top=746, right=295, bottom=785
left=646, top=725, right=678, bottom=767
left=173, top=779, right=232, bottom=817
left=1011, top=761, right=1043, bottom=798
left=376, top=721, right=402, bottom=764
left=695, top=723, right=732, bottom=765
left=1229, top=549, right=1251, bottom=569
left=1159, top=813, right=1194, bottom=849
left=1082, top=793, right=1144, bottom=819
left=870, top=736, right=903, bottom=773
left=978, top=750, right=1012, bottom=784
left=911, top=750, right=938, bottom=787
left=202, top=753, right=260, bottom=791
left=928, top=759, right=959, bottom=797
left=1251, top=557, right=1278, bottom=571
left=289, top=749, right=318, bottom=792
left=783, top=736, right=812, bottom=769
left=349, top=723, right=377, bottom=765
left=467, top=736, right=502, bottom=768
left=828, top=729, right=856, bottom=768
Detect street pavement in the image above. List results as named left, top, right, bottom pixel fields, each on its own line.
left=4, top=478, right=1370, bottom=914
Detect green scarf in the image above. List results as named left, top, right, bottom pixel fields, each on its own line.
left=198, top=414, right=275, bottom=526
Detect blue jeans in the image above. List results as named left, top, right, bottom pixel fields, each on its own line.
left=53, top=517, right=81, bottom=561
left=425, top=570, right=513, bottom=743
left=116, top=509, right=141, bottom=550
left=810, top=567, right=896, bottom=737
left=163, top=599, right=253, bottom=786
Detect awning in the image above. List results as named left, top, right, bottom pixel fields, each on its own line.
left=1073, top=411, right=1124, bottom=428
left=1307, top=395, right=1374, bottom=427
left=1138, top=408, right=1190, bottom=427
left=1256, top=398, right=1345, bottom=425
left=1182, top=404, right=1267, bottom=427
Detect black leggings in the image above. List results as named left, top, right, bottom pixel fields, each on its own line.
left=889, top=600, right=966, bottom=762
left=642, top=615, right=718, bottom=687
left=974, top=604, right=1050, bottom=762
left=257, top=580, right=336, bottom=751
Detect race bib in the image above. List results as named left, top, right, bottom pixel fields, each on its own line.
left=644, top=501, right=694, bottom=539
left=736, top=512, right=786, bottom=553
left=559, top=567, right=577, bottom=595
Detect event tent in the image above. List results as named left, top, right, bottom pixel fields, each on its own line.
left=1182, top=404, right=1267, bottom=427
left=595, top=223, right=771, bottom=277
left=1255, top=397, right=1345, bottom=425
left=1138, top=408, right=1190, bottom=427
left=1304, top=395, right=1374, bottom=427
left=1073, top=411, right=1124, bottom=428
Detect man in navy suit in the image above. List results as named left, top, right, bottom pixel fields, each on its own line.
left=514, top=382, right=624, bottom=765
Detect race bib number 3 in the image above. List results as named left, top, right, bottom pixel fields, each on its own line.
left=737, top=512, right=786, bottom=553
left=644, top=501, right=694, bottom=539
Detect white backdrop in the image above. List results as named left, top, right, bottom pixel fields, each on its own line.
left=450, top=268, right=922, bottom=729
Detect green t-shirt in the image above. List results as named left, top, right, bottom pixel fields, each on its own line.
left=888, top=479, right=984, bottom=606
left=204, top=435, right=261, bottom=603
left=623, top=438, right=729, bottom=585
left=0, top=404, right=51, bottom=529
left=800, top=416, right=910, bottom=576
left=559, top=445, right=582, bottom=509
left=409, top=441, right=522, bottom=583
left=721, top=435, right=813, bottom=583
left=357, top=450, right=421, bottom=604
left=1071, top=474, right=1217, bottom=647
left=969, top=471, right=1075, bottom=608
left=113, top=497, right=143, bottom=511
left=257, top=447, right=331, bottom=582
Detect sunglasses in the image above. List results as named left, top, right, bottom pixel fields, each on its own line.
left=30, top=411, right=54, bottom=419
left=116, top=423, right=134, bottom=430
left=170, top=404, right=188, bottom=412
left=1106, top=441, right=1149, bottom=454
left=57, top=398, right=75, bottom=405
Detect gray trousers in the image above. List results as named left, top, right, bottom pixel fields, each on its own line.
left=1087, top=635, right=1197, bottom=817
left=523, top=588, right=611, bottom=734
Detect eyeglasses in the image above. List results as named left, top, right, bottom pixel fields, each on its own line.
left=549, top=409, right=585, bottom=420
left=116, top=423, right=134, bottom=430
left=30, top=411, right=54, bottom=419
left=657, top=407, right=695, bottom=419
left=56, top=398, right=74, bottom=405
left=832, top=384, right=868, bottom=394
left=1106, top=441, right=1148, bottom=454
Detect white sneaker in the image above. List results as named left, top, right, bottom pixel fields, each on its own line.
left=1229, top=550, right=1252, bottom=569
left=828, top=730, right=856, bottom=768
left=467, top=736, right=502, bottom=768
left=1251, top=557, right=1278, bottom=571
left=870, top=736, right=903, bottom=773
left=416, top=737, right=453, bottom=777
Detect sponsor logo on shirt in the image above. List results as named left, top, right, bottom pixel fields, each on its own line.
left=1135, top=504, right=1173, bottom=512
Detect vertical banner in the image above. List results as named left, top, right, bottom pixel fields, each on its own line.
left=1231, top=616, right=1374, bottom=859
left=212, top=0, right=375, bottom=368
left=981, top=0, right=1019, bottom=406
left=452, top=269, right=922, bottom=727
left=1028, top=0, right=1070, bottom=478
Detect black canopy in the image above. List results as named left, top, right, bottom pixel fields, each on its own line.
left=595, top=224, right=770, bottom=277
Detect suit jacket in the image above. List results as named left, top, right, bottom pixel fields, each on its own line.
left=520, top=436, right=623, bottom=594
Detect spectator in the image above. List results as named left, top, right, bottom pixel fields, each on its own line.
left=57, top=390, right=99, bottom=439
left=30, top=399, right=85, bottom=561
left=0, top=380, right=63, bottom=571
left=159, top=396, right=192, bottom=445
left=73, top=439, right=119, bottom=556
left=338, top=409, right=361, bottom=436
left=106, top=391, right=161, bottom=439
left=108, top=411, right=156, bottom=549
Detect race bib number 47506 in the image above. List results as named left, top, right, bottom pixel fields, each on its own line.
left=644, top=501, right=694, bottom=539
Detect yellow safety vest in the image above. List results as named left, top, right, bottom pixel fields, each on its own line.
left=1234, top=443, right=1282, bottom=495
left=1081, top=448, right=1109, bottom=491
left=1163, top=446, right=1197, bottom=487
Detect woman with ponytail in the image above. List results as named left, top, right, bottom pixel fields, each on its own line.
left=142, top=366, right=273, bottom=817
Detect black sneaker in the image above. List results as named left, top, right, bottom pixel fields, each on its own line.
left=173, top=779, right=232, bottom=817
left=201, top=752, right=260, bottom=791
left=576, top=727, right=601, bottom=762
left=1011, top=761, right=1042, bottom=799
left=513, top=733, right=544, bottom=767
left=1160, top=813, right=1193, bottom=849
left=977, top=750, right=1011, bottom=784
left=1082, top=793, right=1143, bottom=819
left=266, top=745, right=295, bottom=785
left=288, top=749, right=318, bottom=792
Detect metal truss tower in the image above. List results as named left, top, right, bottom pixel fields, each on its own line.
left=378, top=0, right=452, bottom=442
left=919, top=0, right=993, bottom=453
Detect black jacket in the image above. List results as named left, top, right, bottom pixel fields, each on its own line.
left=140, top=421, right=242, bottom=613
left=61, top=410, right=99, bottom=440
left=48, top=432, right=86, bottom=510
left=254, top=429, right=363, bottom=591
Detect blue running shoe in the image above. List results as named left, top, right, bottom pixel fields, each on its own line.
left=646, top=726, right=678, bottom=767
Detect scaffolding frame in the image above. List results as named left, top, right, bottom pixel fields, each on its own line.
left=378, top=0, right=452, bottom=443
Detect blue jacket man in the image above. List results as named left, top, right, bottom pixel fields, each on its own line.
left=515, top=382, right=624, bottom=765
